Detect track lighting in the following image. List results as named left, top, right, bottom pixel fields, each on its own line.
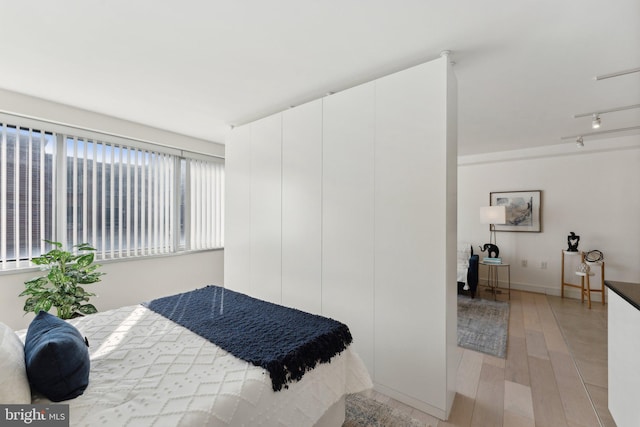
left=561, top=125, right=640, bottom=143
left=595, top=66, right=640, bottom=80
left=576, top=136, right=584, bottom=147
left=575, top=104, right=640, bottom=119
left=574, top=104, right=640, bottom=131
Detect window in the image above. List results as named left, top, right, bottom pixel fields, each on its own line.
left=0, top=119, right=224, bottom=270
left=63, top=136, right=179, bottom=258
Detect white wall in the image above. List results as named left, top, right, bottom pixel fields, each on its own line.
left=1, top=250, right=224, bottom=331
left=0, top=88, right=224, bottom=157
left=458, top=136, right=640, bottom=296
left=0, top=89, right=226, bottom=330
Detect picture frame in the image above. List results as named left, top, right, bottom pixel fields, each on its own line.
left=490, top=190, right=541, bottom=232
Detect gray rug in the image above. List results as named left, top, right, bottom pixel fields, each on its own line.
left=343, top=393, right=426, bottom=427
left=457, top=295, right=509, bottom=358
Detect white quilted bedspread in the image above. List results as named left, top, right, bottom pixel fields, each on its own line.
left=26, top=305, right=372, bottom=426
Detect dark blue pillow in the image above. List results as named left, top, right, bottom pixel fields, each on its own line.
left=24, top=311, right=90, bottom=402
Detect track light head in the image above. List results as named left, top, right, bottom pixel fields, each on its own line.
left=592, top=114, right=601, bottom=129
left=576, top=136, right=584, bottom=147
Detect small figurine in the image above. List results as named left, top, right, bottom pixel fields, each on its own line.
left=479, top=243, right=500, bottom=259
left=567, top=232, right=580, bottom=252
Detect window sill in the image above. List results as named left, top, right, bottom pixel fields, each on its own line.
left=0, top=247, right=224, bottom=277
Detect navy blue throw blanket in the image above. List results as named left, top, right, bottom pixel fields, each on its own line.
left=145, top=286, right=353, bottom=392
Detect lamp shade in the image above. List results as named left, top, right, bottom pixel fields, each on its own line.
left=480, top=206, right=506, bottom=225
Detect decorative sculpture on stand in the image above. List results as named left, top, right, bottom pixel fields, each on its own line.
left=567, top=232, right=580, bottom=252
left=479, top=243, right=500, bottom=259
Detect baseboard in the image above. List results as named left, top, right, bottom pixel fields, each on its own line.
left=373, top=382, right=446, bottom=420
left=479, top=280, right=607, bottom=302
left=511, top=282, right=560, bottom=296
left=478, top=280, right=556, bottom=296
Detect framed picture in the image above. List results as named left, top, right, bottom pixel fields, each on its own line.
left=490, top=190, right=541, bottom=232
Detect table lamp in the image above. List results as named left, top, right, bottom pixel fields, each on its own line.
left=480, top=205, right=507, bottom=251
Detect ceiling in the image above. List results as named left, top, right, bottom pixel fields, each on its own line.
left=1, top=0, right=638, bottom=156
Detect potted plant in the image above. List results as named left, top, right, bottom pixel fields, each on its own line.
left=20, top=240, right=104, bottom=320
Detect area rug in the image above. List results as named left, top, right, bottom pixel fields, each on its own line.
left=343, top=393, right=427, bottom=427
left=457, top=295, right=509, bottom=358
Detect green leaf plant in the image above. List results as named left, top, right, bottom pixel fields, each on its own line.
left=20, top=240, right=105, bottom=320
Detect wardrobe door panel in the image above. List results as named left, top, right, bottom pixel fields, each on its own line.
left=224, top=125, right=252, bottom=295
left=250, top=114, right=282, bottom=304
left=282, top=100, right=323, bottom=314
left=374, top=58, right=453, bottom=410
left=322, top=83, right=375, bottom=374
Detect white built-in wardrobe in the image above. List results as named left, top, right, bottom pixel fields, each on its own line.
left=225, top=56, right=459, bottom=419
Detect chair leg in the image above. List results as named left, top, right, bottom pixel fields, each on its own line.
left=580, top=276, right=585, bottom=304
left=586, top=275, right=592, bottom=309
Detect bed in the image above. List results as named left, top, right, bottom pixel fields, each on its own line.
left=11, top=286, right=372, bottom=426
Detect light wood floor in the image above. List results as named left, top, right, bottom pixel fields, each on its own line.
left=365, top=289, right=615, bottom=427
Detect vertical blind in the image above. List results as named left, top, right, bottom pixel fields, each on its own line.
left=188, top=157, right=224, bottom=250
left=0, top=118, right=224, bottom=270
left=63, top=136, right=177, bottom=259
left=0, top=124, right=55, bottom=267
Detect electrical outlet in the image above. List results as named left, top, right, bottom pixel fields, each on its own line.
left=521, top=259, right=528, bottom=267
left=541, top=261, right=548, bottom=269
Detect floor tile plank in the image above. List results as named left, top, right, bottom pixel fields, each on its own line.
left=503, top=411, right=536, bottom=427
left=438, top=394, right=474, bottom=427
left=525, top=330, right=550, bottom=360
left=456, top=349, right=483, bottom=399
left=548, top=351, right=600, bottom=427
left=505, top=335, right=530, bottom=387
left=528, top=355, right=568, bottom=427
left=503, top=380, right=534, bottom=420
left=521, top=292, right=543, bottom=332
left=470, top=363, right=504, bottom=427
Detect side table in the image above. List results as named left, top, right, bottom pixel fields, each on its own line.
left=479, top=261, right=511, bottom=300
